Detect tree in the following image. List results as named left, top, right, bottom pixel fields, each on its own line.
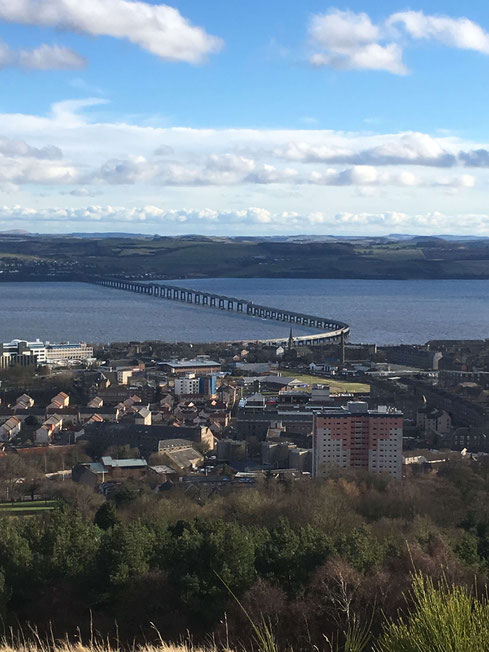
left=165, top=519, right=257, bottom=624
left=94, top=502, right=120, bottom=530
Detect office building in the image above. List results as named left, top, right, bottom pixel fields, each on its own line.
left=0, top=339, right=93, bottom=368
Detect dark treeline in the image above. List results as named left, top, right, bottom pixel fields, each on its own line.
left=2, top=461, right=489, bottom=649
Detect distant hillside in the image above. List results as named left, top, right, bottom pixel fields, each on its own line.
left=0, top=233, right=489, bottom=280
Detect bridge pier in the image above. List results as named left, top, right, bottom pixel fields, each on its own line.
left=88, top=277, right=349, bottom=346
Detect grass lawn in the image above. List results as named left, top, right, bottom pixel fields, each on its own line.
left=0, top=500, right=58, bottom=514
left=281, top=373, right=370, bottom=394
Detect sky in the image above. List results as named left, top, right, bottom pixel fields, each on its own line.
left=1, top=1, right=489, bottom=236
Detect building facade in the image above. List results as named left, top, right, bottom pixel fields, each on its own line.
left=313, top=402, right=403, bottom=479
left=0, top=339, right=93, bottom=368
left=174, top=374, right=201, bottom=396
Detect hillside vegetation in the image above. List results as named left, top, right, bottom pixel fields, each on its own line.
left=1, top=234, right=489, bottom=279
left=2, top=457, right=489, bottom=649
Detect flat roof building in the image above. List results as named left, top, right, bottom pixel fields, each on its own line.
left=159, top=359, right=221, bottom=376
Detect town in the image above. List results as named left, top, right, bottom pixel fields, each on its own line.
left=0, top=333, right=487, bottom=500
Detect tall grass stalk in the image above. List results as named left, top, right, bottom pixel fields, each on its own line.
left=214, top=572, right=278, bottom=652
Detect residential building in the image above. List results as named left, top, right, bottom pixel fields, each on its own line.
left=450, top=427, right=489, bottom=452
left=117, top=369, right=133, bottom=385
left=216, top=438, right=248, bottom=463
left=416, top=406, right=452, bottom=434
left=313, top=402, right=403, bottom=479
left=35, top=415, right=63, bottom=444
left=80, top=422, right=215, bottom=456
left=438, top=369, right=489, bottom=389
left=382, top=345, right=443, bottom=370
left=174, top=374, right=201, bottom=396
left=15, top=394, right=34, bottom=409
left=135, top=406, right=151, bottom=426
left=48, top=392, right=70, bottom=409
left=0, top=416, right=21, bottom=441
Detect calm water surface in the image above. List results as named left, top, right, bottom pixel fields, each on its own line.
left=0, top=278, right=487, bottom=344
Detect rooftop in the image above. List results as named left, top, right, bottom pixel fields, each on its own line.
left=101, top=456, right=147, bottom=469
left=162, top=359, right=221, bottom=368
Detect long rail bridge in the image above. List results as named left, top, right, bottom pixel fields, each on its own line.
left=88, top=277, right=350, bottom=346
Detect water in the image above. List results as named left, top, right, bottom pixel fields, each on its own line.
left=0, top=278, right=487, bottom=344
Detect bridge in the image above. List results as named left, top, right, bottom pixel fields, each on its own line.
left=88, top=277, right=350, bottom=346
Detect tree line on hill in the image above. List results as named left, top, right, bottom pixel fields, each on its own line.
left=2, top=460, right=489, bottom=649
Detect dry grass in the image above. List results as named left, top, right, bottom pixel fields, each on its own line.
left=0, top=643, right=222, bottom=652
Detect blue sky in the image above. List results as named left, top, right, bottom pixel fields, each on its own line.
left=1, top=0, right=489, bottom=235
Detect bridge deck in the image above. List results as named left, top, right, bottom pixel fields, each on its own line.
left=87, top=277, right=350, bottom=345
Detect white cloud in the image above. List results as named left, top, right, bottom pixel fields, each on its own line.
left=310, top=10, right=380, bottom=50
left=0, top=40, right=12, bottom=67
left=0, top=99, right=486, bottom=235
left=0, top=0, right=223, bottom=63
left=1, top=204, right=489, bottom=236
left=0, top=137, right=62, bottom=159
left=17, top=44, right=86, bottom=70
left=0, top=40, right=85, bottom=70
left=309, top=9, right=489, bottom=74
left=308, top=9, right=407, bottom=74
left=0, top=102, right=481, bottom=191
left=87, top=154, right=472, bottom=189
left=388, top=11, right=489, bottom=53
left=273, top=133, right=457, bottom=167
left=61, top=188, right=103, bottom=197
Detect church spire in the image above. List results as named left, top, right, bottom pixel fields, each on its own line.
left=288, top=328, right=294, bottom=351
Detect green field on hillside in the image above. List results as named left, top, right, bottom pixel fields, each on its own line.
left=1, top=234, right=489, bottom=280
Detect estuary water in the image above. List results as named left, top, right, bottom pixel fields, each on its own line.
left=0, top=278, right=487, bottom=345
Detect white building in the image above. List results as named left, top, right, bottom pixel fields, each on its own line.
left=45, top=342, right=93, bottom=364
left=174, top=374, right=200, bottom=396
left=0, top=339, right=93, bottom=368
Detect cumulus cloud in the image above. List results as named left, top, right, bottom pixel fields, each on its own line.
left=308, top=9, right=407, bottom=74
left=0, top=40, right=85, bottom=70
left=0, top=160, right=77, bottom=185
left=17, top=44, right=86, bottom=70
left=0, top=140, right=76, bottom=185
left=0, top=137, right=62, bottom=160
left=61, top=188, right=103, bottom=197
left=273, top=133, right=458, bottom=167
left=154, top=145, right=174, bottom=157
left=87, top=153, right=474, bottom=190
left=309, top=10, right=407, bottom=74
left=309, top=9, right=489, bottom=74
left=0, top=0, right=223, bottom=64
left=1, top=205, right=489, bottom=236
left=388, top=11, right=489, bottom=53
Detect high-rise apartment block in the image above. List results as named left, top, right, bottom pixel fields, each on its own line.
left=313, top=401, right=403, bottom=479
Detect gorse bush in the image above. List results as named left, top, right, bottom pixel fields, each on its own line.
left=376, top=572, right=489, bottom=652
